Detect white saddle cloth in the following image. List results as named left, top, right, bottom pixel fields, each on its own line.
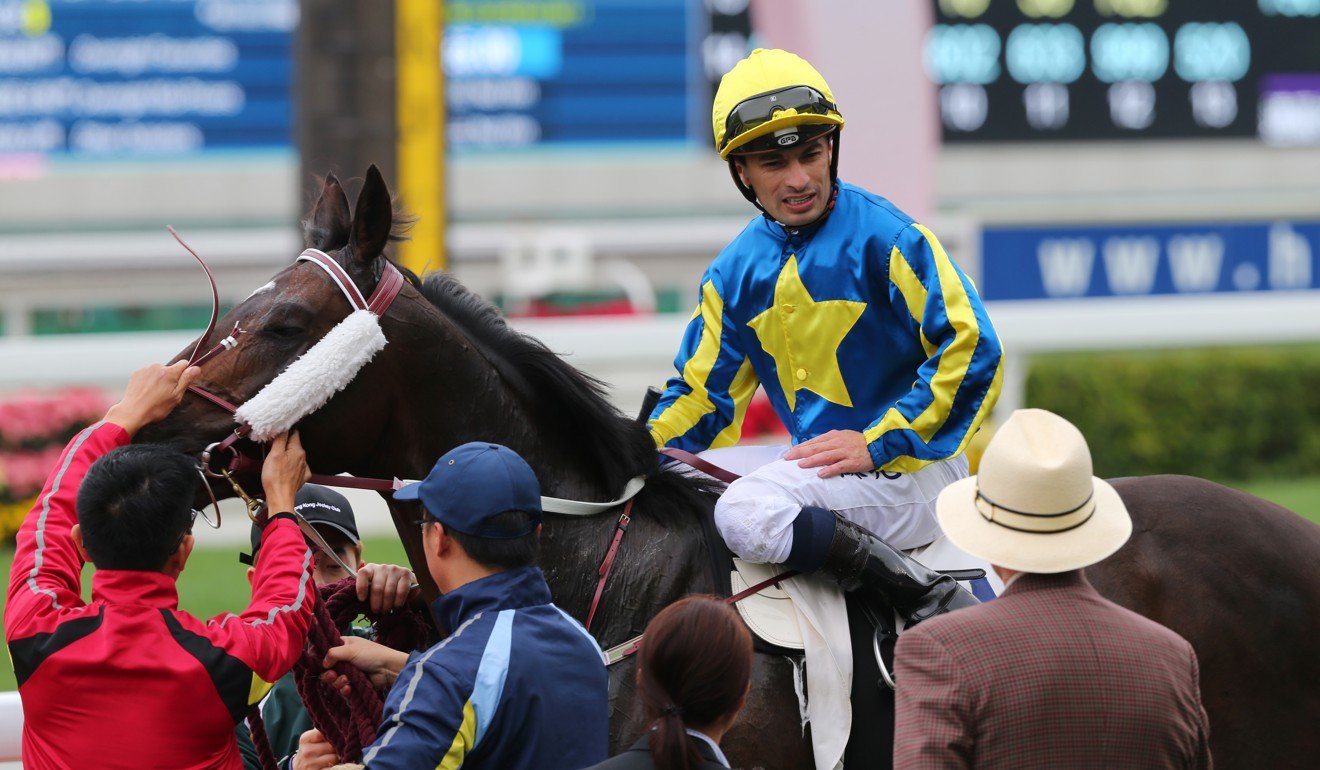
left=731, top=538, right=1002, bottom=770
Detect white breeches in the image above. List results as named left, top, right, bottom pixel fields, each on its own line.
left=699, top=445, right=970, bottom=564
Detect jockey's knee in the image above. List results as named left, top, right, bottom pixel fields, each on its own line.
left=714, top=479, right=797, bottom=564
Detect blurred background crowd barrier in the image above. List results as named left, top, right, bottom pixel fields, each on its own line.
left=0, top=0, right=1318, bottom=756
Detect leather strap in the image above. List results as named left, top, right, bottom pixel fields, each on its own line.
left=188, top=385, right=242, bottom=414
left=586, top=499, right=634, bottom=632
left=602, top=568, right=799, bottom=666
left=189, top=326, right=245, bottom=368
left=542, top=476, right=646, bottom=516
left=367, top=264, right=406, bottom=315
left=659, top=447, right=742, bottom=483
left=298, top=249, right=368, bottom=310
left=169, top=226, right=221, bottom=367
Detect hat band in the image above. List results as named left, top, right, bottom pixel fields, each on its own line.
left=974, top=488, right=1096, bottom=534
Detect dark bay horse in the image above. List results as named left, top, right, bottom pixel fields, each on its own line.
left=139, top=168, right=1320, bottom=769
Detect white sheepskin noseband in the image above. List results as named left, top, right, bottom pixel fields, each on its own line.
left=234, top=309, right=387, bottom=441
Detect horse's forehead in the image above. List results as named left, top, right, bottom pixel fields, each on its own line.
left=236, top=261, right=349, bottom=315
left=244, top=280, right=277, bottom=300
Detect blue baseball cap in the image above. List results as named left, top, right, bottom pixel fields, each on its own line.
left=394, top=442, right=543, bottom=538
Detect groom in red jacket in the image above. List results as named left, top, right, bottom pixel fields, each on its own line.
left=5, top=361, right=316, bottom=769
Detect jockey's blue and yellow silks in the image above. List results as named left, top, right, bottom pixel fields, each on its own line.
left=361, top=565, right=608, bottom=770
left=649, top=182, right=1004, bottom=473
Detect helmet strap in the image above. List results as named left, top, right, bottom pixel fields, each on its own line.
left=829, top=130, right=841, bottom=186
left=727, top=158, right=764, bottom=212
left=728, top=129, right=842, bottom=227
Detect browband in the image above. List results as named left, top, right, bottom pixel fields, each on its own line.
left=297, top=248, right=405, bottom=316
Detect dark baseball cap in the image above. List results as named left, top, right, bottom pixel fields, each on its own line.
left=243, top=484, right=360, bottom=563
left=393, top=442, right=542, bottom=539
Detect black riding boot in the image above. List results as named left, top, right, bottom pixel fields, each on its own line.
left=815, top=512, right=978, bottom=626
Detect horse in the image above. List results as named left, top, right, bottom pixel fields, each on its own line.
left=138, top=167, right=1320, bottom=769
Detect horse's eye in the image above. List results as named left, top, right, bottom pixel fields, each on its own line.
left=265, top=325, right=305, bottom=339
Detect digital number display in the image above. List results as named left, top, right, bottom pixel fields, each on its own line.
left=928, top=0, right=1320, bottom=142
left=0, top=0, right=296, bottom=157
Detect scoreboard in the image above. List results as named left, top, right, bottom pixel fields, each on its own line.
left=0, top=0, right=295, bottom=157
left=0, top=0, right=753, bottom=159
left=444, top=0, right=752, bottom=151
left=927, top=0, right=1320, bottom=144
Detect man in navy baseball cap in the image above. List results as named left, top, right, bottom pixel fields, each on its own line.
left=295, top=442, right=608, bottom=770
left=393, top=442, right=543, bottom=539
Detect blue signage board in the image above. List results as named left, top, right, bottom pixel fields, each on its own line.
left=0, top=0, right=295, bottom=157
left=981, top=221, right=1319, bottom=301
left=444, top=0, right=752, bottom=150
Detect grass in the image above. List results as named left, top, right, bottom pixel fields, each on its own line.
left=1233, top=477, right=1320, bottom=523
left=2, top=478, right=1319, bottom=694
left=0, top=536, right=411, bottom=693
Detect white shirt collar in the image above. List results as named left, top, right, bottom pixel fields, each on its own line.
left=685, top=728, right=731, bottom=767
left=1002, top=571, right=1026, bottom=588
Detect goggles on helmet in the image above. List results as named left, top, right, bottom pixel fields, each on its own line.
left=721, top=85, right=839, bottom=154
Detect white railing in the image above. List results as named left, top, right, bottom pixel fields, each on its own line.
left=0, top=690, right=22, bottom=764
left=0, top=218, right=750, bottom=338
left=4, top=289, right=1320, bottom=424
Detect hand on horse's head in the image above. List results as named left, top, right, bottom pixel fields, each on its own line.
left=262, top=431, right=311, bottom=514
left=104, top=361, right=201, bottom=437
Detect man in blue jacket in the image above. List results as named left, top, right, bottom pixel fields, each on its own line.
left=649, top=49, right=1005, bottom=625
left=291, top=442, right=608, bottom=770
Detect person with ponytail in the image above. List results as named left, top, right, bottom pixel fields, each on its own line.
left=584, top=596, right=753, bottom=770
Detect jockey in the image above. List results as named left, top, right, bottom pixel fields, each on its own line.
left=648, top=48, right=1004, bottom=626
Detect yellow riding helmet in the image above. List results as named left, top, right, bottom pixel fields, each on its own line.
left=712, top=48, right=845, bottom=159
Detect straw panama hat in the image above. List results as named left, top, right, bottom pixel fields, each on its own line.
left=936, top=408, right=1133, bottom=574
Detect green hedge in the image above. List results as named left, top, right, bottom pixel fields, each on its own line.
left=1024, top=345, right=1320, bottom=482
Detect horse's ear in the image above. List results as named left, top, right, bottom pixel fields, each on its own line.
left=303, top=173, right=351, bottom=252
left=351, top=164, right=392, bottom=264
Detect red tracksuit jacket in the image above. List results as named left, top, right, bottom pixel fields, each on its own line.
left=3, top=422, right=316, bottom=769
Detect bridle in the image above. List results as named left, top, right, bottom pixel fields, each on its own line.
left=176, top=237, right=407, bottom=574
left=192, top=247, right=405, bottom=482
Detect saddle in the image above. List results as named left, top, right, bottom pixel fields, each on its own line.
left=711, top=527, right=992, bottom=675
left=715, top=538, right=993, bottom=770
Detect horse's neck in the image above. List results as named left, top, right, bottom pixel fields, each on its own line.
left=390, top=341, right=616, bottom=502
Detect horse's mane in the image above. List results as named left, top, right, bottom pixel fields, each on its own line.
left=415, top=273, right=661, bottom=494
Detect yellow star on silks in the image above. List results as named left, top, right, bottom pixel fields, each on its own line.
left=746, top=255, right=867, bottom=411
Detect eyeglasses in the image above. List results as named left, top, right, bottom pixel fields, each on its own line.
left=723, top=85, right=838, bottom=152
left=173, top=509, right=203, bottom=550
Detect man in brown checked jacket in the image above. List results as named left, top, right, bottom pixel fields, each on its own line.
left=894, top=409, right=1212, bottom=769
